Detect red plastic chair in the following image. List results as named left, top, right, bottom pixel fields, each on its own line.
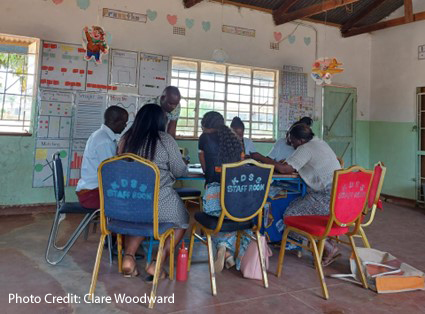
left=276, top=166, right=373, bottom=299
left=355, top=162, right=386, bottom=248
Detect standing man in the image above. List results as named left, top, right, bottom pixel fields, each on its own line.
left=76, top=106, right=128, bottom=209
left=146, top=86, right=181, bottom=138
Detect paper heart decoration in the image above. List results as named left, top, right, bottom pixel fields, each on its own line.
left=274, top=32, right=282, bottom=42
left=76, top=0, right=90, bottom=10
left=147, top=9, right=157, bottom=21
left=202, top=21, right=211, bottom=32
left=167, top=14, right=177, bottom=26
left=52, top=0, right=64, bottom=4
left=186, top=18, right=194, bottom=29
left=288, top=35, right=296, bottom=44
left=304, top=37, right=311, bottom=46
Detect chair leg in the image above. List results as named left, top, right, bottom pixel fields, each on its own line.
left=149, top=237, right=165, bottom=309
left=107, top=234, right=113, bottom=265
left=45, top=210, right=98, bottom=265
left=276, top=228, right=290, bottom=277
left=234, top=230, right=241, bottom=260
left=310, top=236, right=329, bottom=300
left=88, top=234, right=106, bottom=300
left=255, top=230, right=269, bottom=289
left=147, top=237, right=154, bottom=264
left=84, top=224, right=90, bottom=241
left=358, top=227, right=371, bottom=248
left=117, top=234, right=123, bottom=273
left=206, top=233, right=217, bottom=296
left=187, top=224, right=197, bottom=271
left=169, top=231, right=175, bottom=280
left=348, top=235, right=368, bottom=289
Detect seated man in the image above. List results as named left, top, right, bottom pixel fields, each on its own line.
left=144, top=86, right=181, bottom=138
left=76, top=106, right=128, bottom=209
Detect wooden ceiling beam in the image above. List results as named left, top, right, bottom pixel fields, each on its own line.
left=342, top=10, right=425, bottom=37
left=273, top=0, right=300, bottom=18
left=404, top=0, right=413, bottom=23
left=340, top=0, right=387, bottom=33
left=274, top=0, right=359, bottom=25
left=183, top=0, right=204, bottom=8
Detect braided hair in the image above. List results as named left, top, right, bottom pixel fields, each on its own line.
left=201, top=111, right=242, bottom=165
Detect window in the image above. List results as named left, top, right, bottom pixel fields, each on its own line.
left=0, top=34, right=39, bottom=134
left=171, top=58, right=277, bottom=140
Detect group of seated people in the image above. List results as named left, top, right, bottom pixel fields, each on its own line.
left=75, top=85, right=341, bottom=280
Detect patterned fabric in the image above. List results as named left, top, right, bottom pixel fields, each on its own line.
left=144, top=96, right=181, bottom=121
left=119, top=132, right=189, bottom=228
left=285, top=137, right=341, bottom=191
left=283, top=186, right=332, bottom=241
left=203, top=182, right=252, bottom=270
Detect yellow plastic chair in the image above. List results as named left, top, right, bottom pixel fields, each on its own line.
left=88, top=153, right=175, bottom=309
left=187, top=159, right=274, bottom=296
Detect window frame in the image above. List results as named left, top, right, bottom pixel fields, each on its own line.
left=0, top=35, right=40, bottom=136
left=171, top=57, right=279, bottom=142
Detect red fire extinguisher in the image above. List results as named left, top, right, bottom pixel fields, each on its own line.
left=176, top=240, right=188, bottom=282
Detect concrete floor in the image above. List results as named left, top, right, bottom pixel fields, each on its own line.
left=1, top=202, right=425, bottom=314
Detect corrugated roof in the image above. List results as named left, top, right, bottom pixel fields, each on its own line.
left=216, top=0, right=407, bottom=27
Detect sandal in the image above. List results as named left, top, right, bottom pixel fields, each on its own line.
left=122, top=254, right=139, bottom=277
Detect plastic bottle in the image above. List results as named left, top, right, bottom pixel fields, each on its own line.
left=176, top=241, right=188, bottom=282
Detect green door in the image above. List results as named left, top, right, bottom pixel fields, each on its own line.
left=323, top=86, right=357, bottom=167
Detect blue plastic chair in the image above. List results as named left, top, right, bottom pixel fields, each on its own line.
left=88, top=153, right=176, bottom=309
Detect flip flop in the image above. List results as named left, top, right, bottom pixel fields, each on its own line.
left=321, top=252, right=342, bottom=267
left=122, top=254, right=139, bottom=277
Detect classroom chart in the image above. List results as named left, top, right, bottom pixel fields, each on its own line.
left=110, top=50, right=138, bottom=86
left=33, top=139, right=70, bottom=188
left=138, top=53, right=169, bottom=96
left=69, top=139, right=87, bottom=186
left=40, top=42, right=87, bottom=90
left=73, top=92, right=107, bottom=139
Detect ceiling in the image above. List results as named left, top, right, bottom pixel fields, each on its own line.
left=184, top=0, right=423, bottom=37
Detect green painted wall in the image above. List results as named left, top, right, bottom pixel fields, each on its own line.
left=369, top=121, right=416, bottom=200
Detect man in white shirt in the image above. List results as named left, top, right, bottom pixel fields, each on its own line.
left=76, top=106, right=128, bottom=209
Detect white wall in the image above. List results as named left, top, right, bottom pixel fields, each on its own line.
left=0, top=0, right=371, bottom=121
left=370, top=19, right=425, bottom=122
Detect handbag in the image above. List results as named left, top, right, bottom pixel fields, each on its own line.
left=240, top=235, right=272, bottom=280
left=331, top=248, right=425, bottom=293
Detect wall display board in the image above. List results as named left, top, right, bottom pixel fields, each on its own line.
left=69, top=139, right=87, bottom=186
left=110, top=49, right=138, bottom=86
left=34, top=40, right=171, bottom=187
left=73, top=92, right=107, bottom=139
left=138, top=53, right=169, bottom=96
left=33, top=139, right=70, bottom=188
left=40, top=42, right=87, bottom=90
left=278, top=65, right=311, bottom=137
left=37, top=90, right=73, bottom=139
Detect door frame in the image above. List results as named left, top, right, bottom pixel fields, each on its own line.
left=322, top=85, right=357, bottom=165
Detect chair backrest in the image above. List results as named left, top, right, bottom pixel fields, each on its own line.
left=330, top=166, right=373, bottom=226
left=220, top=159, right=274, bottom=222
left=98, top=154, right=161, bottom=236
left=366, top=162, right=386, bottom=211
left=52, top=152, right=65, bottom=204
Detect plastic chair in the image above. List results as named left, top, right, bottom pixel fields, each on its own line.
left=355, top=162, right=386, bottom=248
left=88, top=153, right=176, bottom=309
left=276, top=166, right=373, bottom=299
left=187, top=159, right=274, bottom=296
left=45, top=152, right=112, bottom=265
